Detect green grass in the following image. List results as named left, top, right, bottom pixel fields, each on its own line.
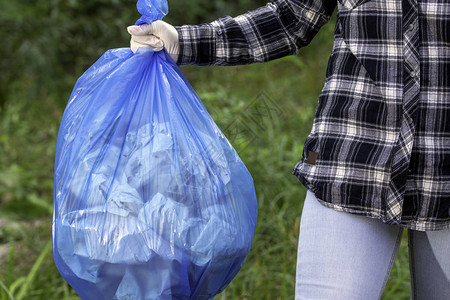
left=0, top=7, right=413, bottom=300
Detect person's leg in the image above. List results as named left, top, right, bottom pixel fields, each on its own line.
left=408, top=227, right=450, bottom=299
left=295, top=189, right=404, bottom=300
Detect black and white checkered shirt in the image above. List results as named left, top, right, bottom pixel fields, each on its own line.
left=174, top=0, right=450, bottom=231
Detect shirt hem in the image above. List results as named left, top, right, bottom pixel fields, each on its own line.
left=313, top=196, right=450, bottom=232
left=292, top=163, right=450, bottom=232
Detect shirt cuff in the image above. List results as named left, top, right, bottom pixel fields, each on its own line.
left=174, top=23, right=218, bottom=66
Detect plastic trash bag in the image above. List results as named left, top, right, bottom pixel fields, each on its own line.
left=52, top=1, right=258, bottom=299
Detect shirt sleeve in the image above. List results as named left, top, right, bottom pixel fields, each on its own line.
left=174, top=0, right=337, bottom=66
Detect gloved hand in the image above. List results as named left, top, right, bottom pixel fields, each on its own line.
left=127, top=20, right=179, bottom=62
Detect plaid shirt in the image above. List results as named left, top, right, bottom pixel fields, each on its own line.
left=174, top=0, right=450, bottom=231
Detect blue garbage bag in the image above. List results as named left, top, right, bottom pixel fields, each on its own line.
left=52, top=1, right=258, bottom=299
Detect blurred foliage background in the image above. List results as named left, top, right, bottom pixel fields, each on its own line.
left=0, top=0, right=411, bottom=299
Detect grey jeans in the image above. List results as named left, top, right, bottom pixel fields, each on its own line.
left=295, top=189, right=450, bottom=300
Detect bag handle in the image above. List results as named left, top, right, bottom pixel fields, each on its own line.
left=135, top=0, right=168, bottom=25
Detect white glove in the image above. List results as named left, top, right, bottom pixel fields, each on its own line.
left=127, top=20, right=179, bottom=62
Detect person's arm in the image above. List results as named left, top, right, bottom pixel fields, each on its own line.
left=175, top=0, right=337, bottom=66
